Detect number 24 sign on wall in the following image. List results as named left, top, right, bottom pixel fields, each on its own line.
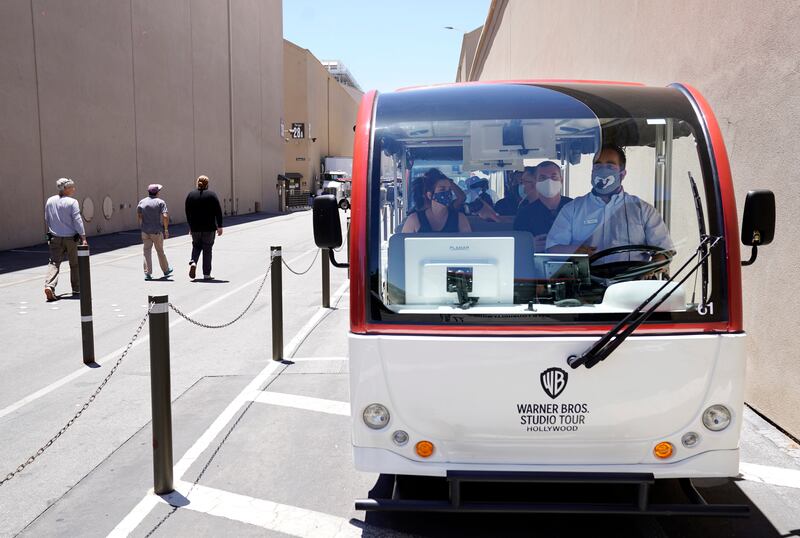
left=290, top=123, right=305, bottom=139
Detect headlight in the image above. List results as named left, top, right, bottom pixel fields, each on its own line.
left=362, top=403, right=390, bottom=429
left=702, top=405, right=732, bottom=431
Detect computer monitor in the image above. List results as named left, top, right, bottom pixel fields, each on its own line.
left=404, top=236, right=515, bottom=305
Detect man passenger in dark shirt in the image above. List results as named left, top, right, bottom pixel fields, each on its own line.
left=513, top=161, right=572, bottom=251
left=517, top=165, right=539, bottom=211
left=185, top=175, right=223, bottom=280
left=495, top=170, right=523, bottom=216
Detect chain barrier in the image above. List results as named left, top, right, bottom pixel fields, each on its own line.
left=281, top=248, right=320, bottom=275
left=2, top=246, right=327, bottom=487
left=169, top=265, right=271, bottom=329
left=0, top=303, right=154, bottom=487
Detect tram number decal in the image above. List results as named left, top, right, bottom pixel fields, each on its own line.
left=697, top=302, right=714, bottom=316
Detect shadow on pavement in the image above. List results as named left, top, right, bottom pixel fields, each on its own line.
left=0, top=211, right=288, bottom=276
left=360, top=474, right=784, bottom=537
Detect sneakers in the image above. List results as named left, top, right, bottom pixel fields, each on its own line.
left=163, top=267, right=174, bottom=277
left=189, top=262, right=197, bottom=280
left=45, top=287, right=57, bottom=302
left=145, top=273, right=153, bottom=280
left=203, top=275, right=213, bottom=280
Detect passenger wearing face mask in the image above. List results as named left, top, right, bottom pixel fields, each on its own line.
left=513, top=161, right=572, bottom=251
left=517, top=166, right=539, bottom=210
left=495, top=170, right=523, bottom=216
left=401, top=170, right=471, bottom=233
left=546, top=144, right=673, bottom=262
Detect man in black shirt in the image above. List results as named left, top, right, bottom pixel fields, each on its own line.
left=513, top=161, right=571, bottom=251
left=494, top=170, right=523, bottom=216
left=185, top=175, right=223, bottom=280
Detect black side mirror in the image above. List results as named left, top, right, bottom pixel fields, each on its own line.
left=312, top=195, right=349, bottom=268
left=312, top=195, right=342, bottom=248
left=741, top=190, right=775, bottom=266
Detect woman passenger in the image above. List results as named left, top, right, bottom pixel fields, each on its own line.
left=401, top=170, right=471, bottom=233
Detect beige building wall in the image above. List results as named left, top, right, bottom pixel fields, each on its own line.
left=0, top=0, right=284, bottom=250
left=467, top=0, right=800, bottom=438
left=283, top=40, right=361, bottom=190
left=455, top=26, right=482, bottom=83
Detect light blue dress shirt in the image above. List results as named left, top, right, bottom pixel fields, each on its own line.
left=546, top=190, right=673, bottom=262
left=45, top=195, right=85, bottom=237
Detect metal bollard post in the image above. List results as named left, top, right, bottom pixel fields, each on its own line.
left=148, top=294, right=174, bottom=495
left=321, top=248, right=330, bottom=308
left=270, top=246, right=283, bottom=361
left=77, top=244, right=95, bottom=364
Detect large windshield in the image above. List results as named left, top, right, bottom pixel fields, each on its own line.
left=367, top=84, right=725, bottom=326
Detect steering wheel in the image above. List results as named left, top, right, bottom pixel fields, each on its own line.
left=589, top=244, right=672, bottom=284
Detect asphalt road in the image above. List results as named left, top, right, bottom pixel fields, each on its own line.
left=1, top=210, right=798, bottom=537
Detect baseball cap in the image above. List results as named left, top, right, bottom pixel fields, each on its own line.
left=56, top=178, right=75, bottom=191
left=466, top=175, right=489, bottom=190
left=148, top=183, right=163, bottom=195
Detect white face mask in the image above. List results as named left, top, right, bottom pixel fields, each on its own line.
left=535, top=179, right=561, bottom=198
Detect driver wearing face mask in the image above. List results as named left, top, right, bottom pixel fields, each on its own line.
left=546, top=144, right=673, bottom=262
left=513, top=161, right=572, bottom=251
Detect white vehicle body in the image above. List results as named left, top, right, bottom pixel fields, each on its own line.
left=350, top=333, right=745, bottom=478
left=324, top=156, right=353, bottom=177
left=320, top=176, right=352, bottom=209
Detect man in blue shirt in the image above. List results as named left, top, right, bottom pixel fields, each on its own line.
left=44, top=178, right=86, bottom=301
left=546, top=145, right=673, bottom=263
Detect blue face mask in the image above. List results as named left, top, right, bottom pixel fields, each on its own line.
left=518, top=184, right=527, bottom=198
left=591, top=165, right=622, bottom=195
left=432, top=190, right=454, bottom=207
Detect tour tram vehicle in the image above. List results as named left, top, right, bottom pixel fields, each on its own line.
left=312, top=81, right=775, bottom=515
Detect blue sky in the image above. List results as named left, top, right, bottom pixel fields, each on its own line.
left=283, top=0, right=491, bottom=93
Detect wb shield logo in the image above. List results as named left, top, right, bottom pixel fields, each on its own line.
left=540, top=367, right=568, bottom=399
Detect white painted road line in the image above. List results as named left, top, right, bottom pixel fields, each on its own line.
left=249, top=391, right=350, bottom=416
left=740, top=462, right=800, bottom=489
left=108, top=281, right=350, bottom=537
left=0, top=249, right=318, bottom=420
left=172, top=281, right=349, bottom=480
left=107, top=495, right=160, bottom=538
left=0, top=367, right=93, bottom=421
left=158, top=481, right=373, bottom=538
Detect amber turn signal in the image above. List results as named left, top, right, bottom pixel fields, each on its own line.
left=415, top=440, right=434, bottom=458
left=653, top=441, right=674, bottom=459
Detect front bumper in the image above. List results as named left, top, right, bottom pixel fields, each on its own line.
left=354, top=446, right=741, bottom=479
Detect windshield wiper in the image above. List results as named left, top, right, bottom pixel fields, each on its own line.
left=567, top=236, right=721, bottom=370
left=688, top=172, right=709, bottom=307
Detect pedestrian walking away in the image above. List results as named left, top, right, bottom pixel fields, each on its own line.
left=137, top=183, right=173, bottom=280
left=43, top=178, right=87, bottom=301
left=185, top=175, right=223, bottom=280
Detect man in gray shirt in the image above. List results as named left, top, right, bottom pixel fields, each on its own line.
left=44, top=178, right=86, bottom=301
left=137, top=184, right=172, bottom=280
